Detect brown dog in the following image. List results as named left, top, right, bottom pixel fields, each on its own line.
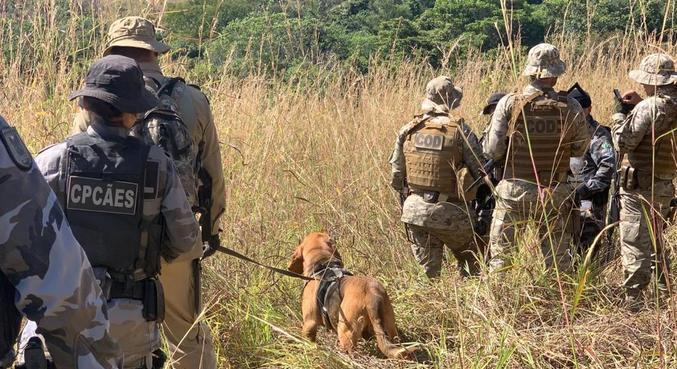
left=288, top=232, right=410, bottom=359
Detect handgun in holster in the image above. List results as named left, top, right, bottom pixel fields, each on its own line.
left=142, top=279, right=165, bottom=322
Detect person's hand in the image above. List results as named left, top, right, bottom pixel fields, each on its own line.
left=621, top=90, right=642, bottom=106
left=202, top=234, right=220, bottom=259
left=613, top=90, right=640, bottom=114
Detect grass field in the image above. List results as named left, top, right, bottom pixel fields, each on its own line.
left=1, top=1, right=675, bottom=368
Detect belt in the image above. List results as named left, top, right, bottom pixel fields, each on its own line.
left=412, top=190, right=454, bottom=203
left=109, top=280, right=147, bottom=300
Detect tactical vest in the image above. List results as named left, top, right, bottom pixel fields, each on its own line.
left=0, top=272, right=21, bottom=369
left=65, top=133, right=162, bottom=282
left=622, top=95, right=677, bottom=179
left=403, top=114, right=464, bottom=196
left=504, top=91, right=574, bottom=185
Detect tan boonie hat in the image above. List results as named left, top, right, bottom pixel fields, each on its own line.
left=522, top=43, right=566, bottom=78
left=629, top=53, right=677, bottom=86
left=104, top=16, right=170, bottom=55
left=421, top=76, right=463, bottom=113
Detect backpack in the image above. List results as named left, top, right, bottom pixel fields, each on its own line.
left=131, top=77, right=199, bottom=208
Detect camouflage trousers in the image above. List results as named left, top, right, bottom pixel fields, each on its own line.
left=20, top=298, right=159, bottom=369
left=19, top=299, right=160, bottom=369
left=406, top=224, right=484, bottom=278
left=619, top=183, right=672, bottom=295
left=489, top=180, right=574, bottom=272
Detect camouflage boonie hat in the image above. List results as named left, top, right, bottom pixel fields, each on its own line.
left=522, top=43, right=566, bottom=78
left=421, top=76, right=463, bottom=113
left=104, top=16, right=170, bottom=55
left=629, top=53, right=677, bottom=86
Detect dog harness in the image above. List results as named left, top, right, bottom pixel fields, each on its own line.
left=308, top=260, right=352, bottom=331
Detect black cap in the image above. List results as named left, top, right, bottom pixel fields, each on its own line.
left=567, top=82, right=591, bottom=108
left=481, top=92, right=506, bottom=115
left=69, top=55, right=159, bottom=113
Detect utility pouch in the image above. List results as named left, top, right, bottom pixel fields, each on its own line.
left=142, top=279, right=165, bottom=322
left=626, top=167, right=637, bottom=190
left=619, top=165, right=629, bottom=190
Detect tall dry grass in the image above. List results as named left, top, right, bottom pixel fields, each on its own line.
left=1, top=1, right=675, bottom=368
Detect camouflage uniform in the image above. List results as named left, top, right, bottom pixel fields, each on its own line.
left=390, top=76, right=486, bottom=278
left=570, top=116, right=615, bottom=254
left=22, top=55, right=199, bottom=369
left=72, top=17, right=225, bottom=368
left=611, top=53, right=677, bottom=298
left=483, top=44, right=590, bottom=272
left=0, top=116, right=120, bottom=369
left=566, top=84, right=616, bottom=256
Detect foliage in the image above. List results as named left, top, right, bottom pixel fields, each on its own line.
left=162, top=0, right=674, bottom=75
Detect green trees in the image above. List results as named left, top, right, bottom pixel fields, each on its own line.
left=162, top=0, right=674, bottom=76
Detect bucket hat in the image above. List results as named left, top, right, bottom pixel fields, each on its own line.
left=629, top=53, right=677, bottom=86
left=567, top=83, right=591, bottom=108
left=522, top=43, right=566, bottom=78
left=69, top=55, right=159, bottom=113
left=104, top=16, right=170, bottom=55
left=481, top=92, right=506, bottom=115
left=421, top=76, right=463, bottom=113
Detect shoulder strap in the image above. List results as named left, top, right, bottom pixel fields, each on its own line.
left=404, top=114, right=432, bottom=136
left=157, top=77, right=185, bottom=98
left=509, top=92, right=542, bottom=132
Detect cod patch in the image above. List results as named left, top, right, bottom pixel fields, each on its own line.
left=414, top=133, right=444, bottom=151
left=0, top=126, right=33, bottom=171
left=67, top=176, right=138, bottom=215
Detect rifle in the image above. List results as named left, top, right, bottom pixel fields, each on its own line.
left=194, top=164, right=213, bottom=314
left=464, top=159, right=496, bottom=193
left=604, top=149, right=622, bottom=260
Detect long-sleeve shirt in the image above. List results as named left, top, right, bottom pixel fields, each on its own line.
left=571, top=115, right=616, bottom=201
left=0, top=117, right=120, bottom=369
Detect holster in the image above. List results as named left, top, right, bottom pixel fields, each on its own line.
left=108, top=278, right=164, bottom=322
left=142, top=279, right=165, bottom=323
left=620, top=165, right=638, bottom=191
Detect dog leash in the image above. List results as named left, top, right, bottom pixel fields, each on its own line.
left=213, top=245, right=316, bottom=281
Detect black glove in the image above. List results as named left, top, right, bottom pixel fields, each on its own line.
left=202, top=234, right=220, bottom=259
left=576, top=184, right=592, bottom=202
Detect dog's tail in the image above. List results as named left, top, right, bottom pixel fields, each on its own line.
left=366, top=285, right=415, bottom=359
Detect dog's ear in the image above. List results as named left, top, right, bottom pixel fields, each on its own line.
left=325, top=236, right=342, bottom=261
left=288, top=243, right=304, bottom=274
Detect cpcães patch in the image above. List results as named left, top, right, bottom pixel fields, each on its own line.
left=67, top=176, right=138, bottom=215
left=0, top=126, right=33, bottom=171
